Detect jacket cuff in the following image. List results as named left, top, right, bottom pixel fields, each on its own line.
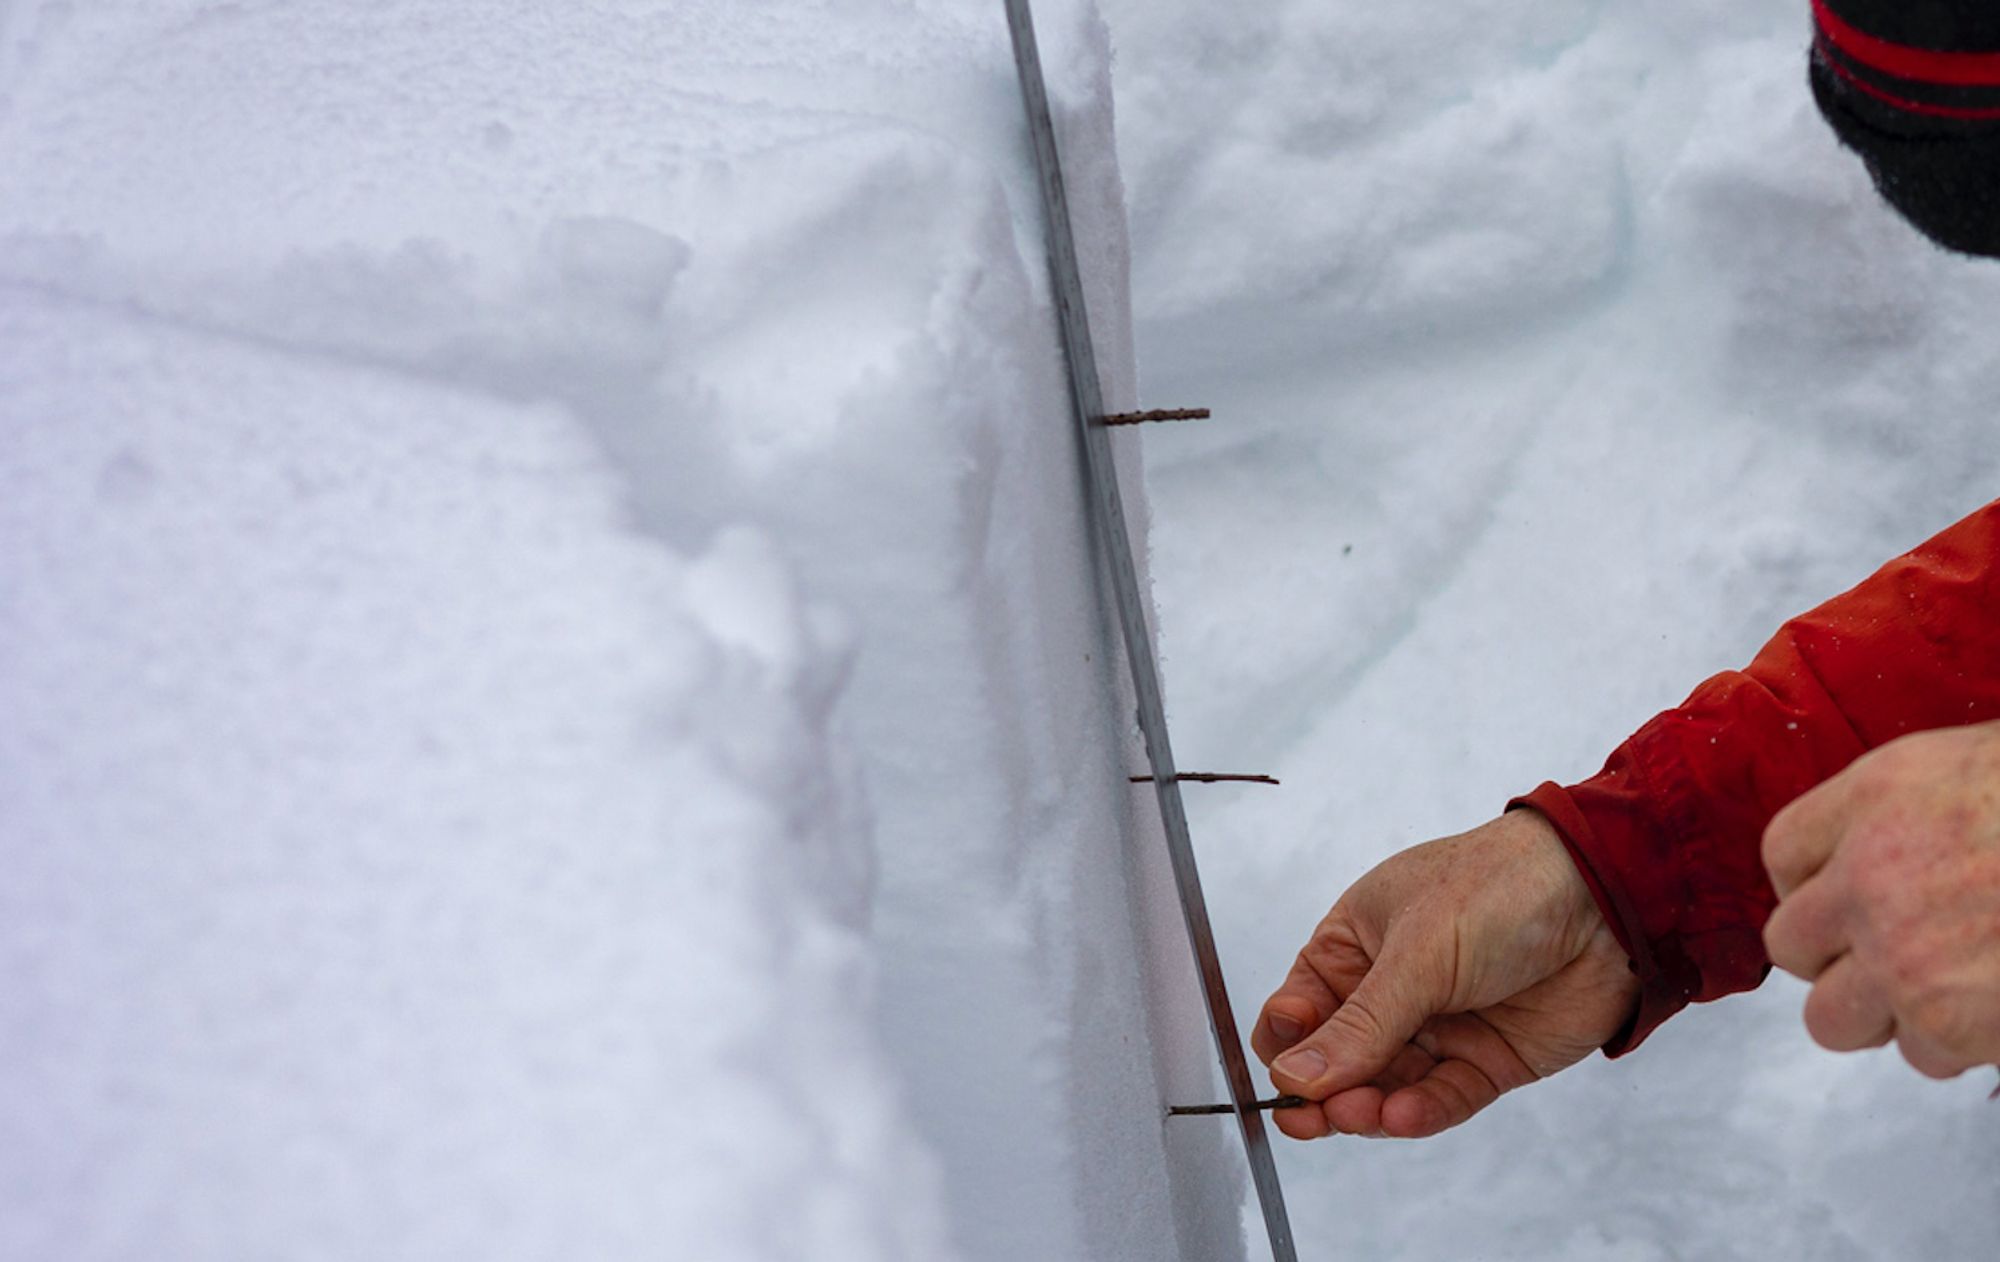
left=1509, top=780, right=1690, bottom=1055
left=1509, top=501, right=2000, bottom=1054
left=1510, top=714, right=1771, bottom=1055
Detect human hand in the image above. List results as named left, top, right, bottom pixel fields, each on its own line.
left=1255, top=809, right=1639, bottom=1139
left=1762, top=719, right=2000, bottom=1078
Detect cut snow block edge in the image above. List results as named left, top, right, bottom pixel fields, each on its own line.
left=0, top=1, right=1255, bottom=1260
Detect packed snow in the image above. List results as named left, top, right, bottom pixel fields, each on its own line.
left=0, top=2, right=1237, bottom=1260
left=6, top=0, right=2000, bottom=1259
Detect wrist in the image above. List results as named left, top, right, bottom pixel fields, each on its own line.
left=1496, top=805, right=1610, bottom=956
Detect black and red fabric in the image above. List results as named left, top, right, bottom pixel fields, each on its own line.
left=1810, top=0, right=2000, bottom=255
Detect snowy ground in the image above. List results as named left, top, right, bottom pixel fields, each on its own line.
left=8, top=1, right=2000, bottom=1259
left=0, top=3, right=1240, bottom=1260
left=1106, top=0, right=2000, bottom=1257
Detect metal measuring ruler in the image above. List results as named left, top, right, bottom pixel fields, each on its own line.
left=1000, top=3, right=1300, bottom=1259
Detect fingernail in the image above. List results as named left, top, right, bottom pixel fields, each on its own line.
left=1268, top=1014, right=1305, bottom=1042
left=1272, top=1048, right=1327, bottom=1083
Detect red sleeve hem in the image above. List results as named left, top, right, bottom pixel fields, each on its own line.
left=1510, top=782, right=1688, bottom=1055
left=1514, top=499, right=2000, bottom=1056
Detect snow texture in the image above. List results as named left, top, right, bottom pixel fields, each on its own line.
left=10, top=0, right=1995, bottom=1258
left=0, top=3, right=1241, bottom=1260
left=1107, top=0, right=2000, bottom=1257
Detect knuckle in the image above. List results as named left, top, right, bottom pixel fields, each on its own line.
left=1762, top=809, right=1801, bottom=874
left=1896, top=1035, right=1967, bottom=1081
left=1801, top=1008, right=1843, bottom=1052
left=1332, top=997, right=1389, bottom=1047
left=1853, top=739, right=1914, bottom=785
left=1802, top=983, right=1878, bottom=1051
left=1842, top=839, right=1921, bottom=931
left=1799, top=987, right=1838, bottom=1046
left=1298, top=936, right=1352, bottom=979
left=1763, top=932, right=1804, bottom=981
left=1901, top=987, right=1975, bottom=1052
left=1760, top=906, right=1804, bottom=973
left=1336, top=992, right=1400, bottom=1048
left=1844, top=827, right=1905, bottom=890
left=1878, top=931, right=1946, bottom=997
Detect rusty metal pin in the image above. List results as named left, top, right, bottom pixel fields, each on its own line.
left=1168, top=1096, right=1309, bottom=1117
left=1100, top=408, right=1211, bottom=426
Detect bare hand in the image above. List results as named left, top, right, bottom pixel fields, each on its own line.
left=1762, top=719, right=2000, bottom=1078
left=1255, top=810, right=1639, bottom=1139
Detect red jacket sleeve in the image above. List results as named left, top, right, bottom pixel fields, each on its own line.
left=1514, top=499, right=2000, bottom=1054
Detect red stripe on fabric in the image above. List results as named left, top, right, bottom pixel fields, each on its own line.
left=1814, top=0, right=2000, bottom=88
left=1821, top=42, right=2000, bottom=120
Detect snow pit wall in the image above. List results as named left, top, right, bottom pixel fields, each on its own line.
left=0, top=3, right=1244, bottom=1261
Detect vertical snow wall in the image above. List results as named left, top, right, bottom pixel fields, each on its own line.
left=0, top=2, right=1244, bottom=1260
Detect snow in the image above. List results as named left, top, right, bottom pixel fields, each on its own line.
left=7, top=0, right=2000, bottom=1258
left=1107, top=0, right=2000, bottom=1256
left=0, top=3, right=1237, bottom=1260
left=0, top=299, right=924, bottom=1260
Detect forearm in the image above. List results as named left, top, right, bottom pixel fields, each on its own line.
left=1518, top=498, right=2000, bottom=1052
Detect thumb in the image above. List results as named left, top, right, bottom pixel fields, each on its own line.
left=1269, top=944, right=1441, bottom=1097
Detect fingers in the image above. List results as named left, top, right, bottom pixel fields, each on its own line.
left=1272, top=1090, right=1364, bottom=1141
left=1763, top=872, right=1849, bottom=981
left=1276, top=1052, right=1506, bottom=1141
left=1271, top=1099, right=1333, bottom=1141
left=1896, top=1023, right=1978, bottom=1081
left=1269, top=955, right=1437, bottom=1098
left=1380, top=1059, right=1504, bottom=1139
left=1800, top=955, right=1893, bottom=1051
left=1763, top=773, right=1852, bottom=899
left=1252, top=951, right=1347, bottom=1065
left=1797, top=954, right=1981, bottom=1073
left=1253, top=997, right=1319, bottom=1065
left=1319, top=1085, right=1387, bottom=1137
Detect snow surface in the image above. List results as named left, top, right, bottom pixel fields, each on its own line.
left=1107, top=0, right=2000, bottom=1256
left=10, top=0, right=2000, bottom=1258
left=0, top=3, right=1242, bottom=1260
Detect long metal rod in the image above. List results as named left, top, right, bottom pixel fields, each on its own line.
left=999, top=5, right=1298, bottom=1260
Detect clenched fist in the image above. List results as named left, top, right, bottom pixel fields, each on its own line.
left=1763, top=719, right=2000, bottom=1078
